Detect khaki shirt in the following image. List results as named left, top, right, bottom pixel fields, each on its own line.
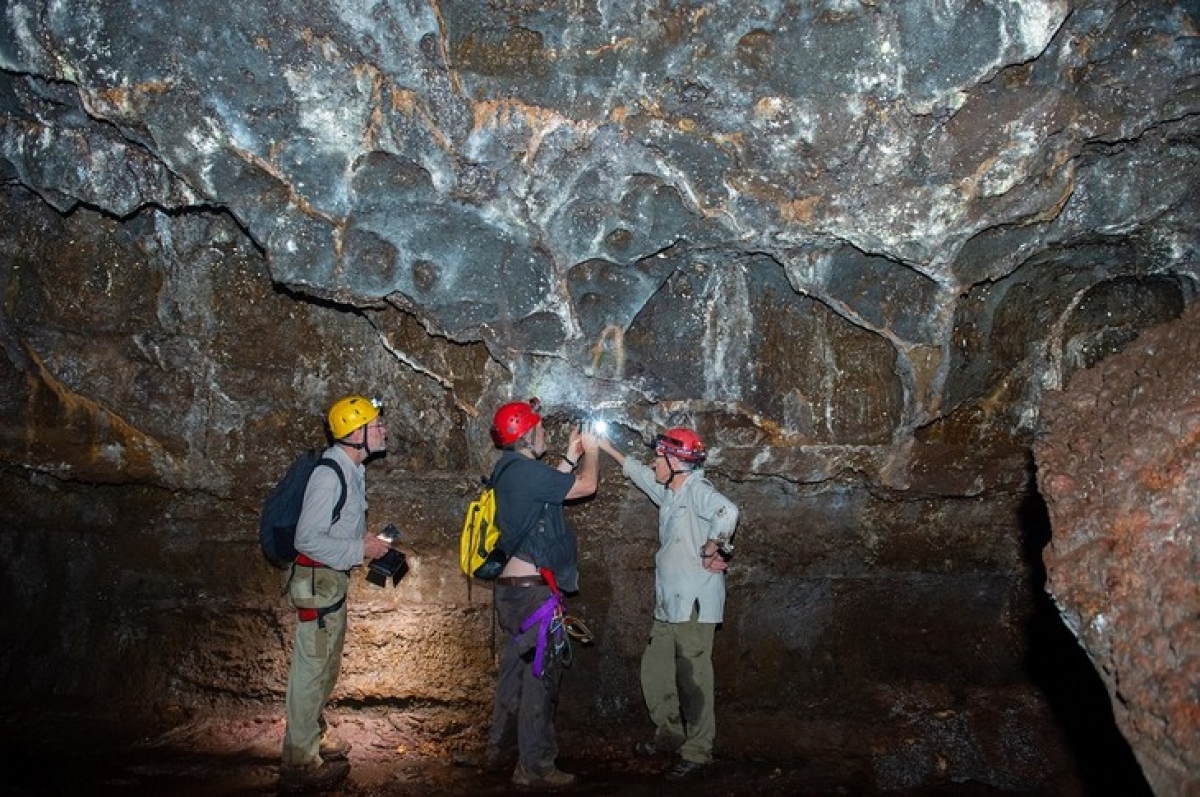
left=623, top=459, right=739, bottom=623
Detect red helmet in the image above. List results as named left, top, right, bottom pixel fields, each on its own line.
left=491, top=400, right=542, bottom=447
left=653, top=427, right=706, bottom=463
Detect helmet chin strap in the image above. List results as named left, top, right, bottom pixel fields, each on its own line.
left=513, top=425, right=546, bottom=458
left=515, top=438, right=545, bottom=458
left=338, top=427, right=371, bottom=455
left=657, top=458, right=690, bottom=486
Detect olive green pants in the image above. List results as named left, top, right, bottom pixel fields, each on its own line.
left=640, top=610, right=717, bottom=764
left=281, top=568, right=349, bottom=770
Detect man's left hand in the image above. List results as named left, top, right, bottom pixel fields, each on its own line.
left=701, top=543, right=730, bottom=573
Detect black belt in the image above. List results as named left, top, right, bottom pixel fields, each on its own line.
left=496, top=575, right=547, bottom=587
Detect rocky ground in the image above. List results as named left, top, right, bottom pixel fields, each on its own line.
left=0, top=706, right=1112, bottom=797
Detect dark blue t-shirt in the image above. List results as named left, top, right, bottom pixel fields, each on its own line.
left=491, top=451, right=580, bottom=592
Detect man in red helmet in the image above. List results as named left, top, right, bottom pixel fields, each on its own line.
left=483, top=398, right=600, bottom=789
left=598, top=426, right=739, bottom=781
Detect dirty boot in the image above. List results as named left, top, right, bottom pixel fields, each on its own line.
left=512, top=761, right=577, bottom=789
left=279, top=758, right=350, bottom=793
left=665, top=758, right=708, bottom=781
left=452, top=745, right=511, bottom=773
left=318, top=734, right=351, bottom=761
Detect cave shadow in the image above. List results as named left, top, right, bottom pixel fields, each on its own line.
left=1017, top=489, right=1152, bottom=797
left=0, top=746, right=277, bottom=797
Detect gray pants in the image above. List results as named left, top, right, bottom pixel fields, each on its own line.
left=641, top=610, right=717, bottom=764
left=487, top=584, right=565, bottom=775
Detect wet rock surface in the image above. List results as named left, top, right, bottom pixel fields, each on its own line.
left=2, top=2, right=1197, bottom=463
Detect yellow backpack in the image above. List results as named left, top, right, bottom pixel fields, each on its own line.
left=459, top=459, right=517, bottom=580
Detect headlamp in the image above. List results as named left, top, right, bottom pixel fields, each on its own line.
left=652, top=433, right=681, bottom=452
left=651, top=432, right=706, bottom=463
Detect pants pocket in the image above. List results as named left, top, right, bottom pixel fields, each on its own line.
left=288, top=565, right=344, bottom=610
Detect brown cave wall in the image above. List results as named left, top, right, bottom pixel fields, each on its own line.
left=1036, top=302, right=1200, bottom=797
left=0, top=455, right=1085, bottom=793
left=0, top=176, right=1176, bottom=792
left=0, top=189, right=489, bottom=489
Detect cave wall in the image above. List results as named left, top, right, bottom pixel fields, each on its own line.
left=1036, top=301, right=1200, bottom=797
left=2, top=1, right=1198, bottom=793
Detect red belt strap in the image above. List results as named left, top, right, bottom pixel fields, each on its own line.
left=296, top=595, right=346, bottom=625
left=539, top=567, right=561, bottom=596
left=291, top=556, right=345, bottom=626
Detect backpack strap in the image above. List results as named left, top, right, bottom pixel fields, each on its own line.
left=282, top=457, right=348, bottom=594
left=488, top=455, right=520, bottom=488
left=479, top=454, right=523, bottom=646
left=317, top=457, right=348, bottom=524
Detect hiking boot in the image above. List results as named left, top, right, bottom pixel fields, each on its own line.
left=451, top=746, right=511, bottom=774
left=635, top=733, right=683, bottom=756
left=512, top=761, right=577, bottom=789
left=318, top=734, right=351, bottom=761
left=279, top=759, right=350, bottom=793
left=665, top=758, right=707, bottom=781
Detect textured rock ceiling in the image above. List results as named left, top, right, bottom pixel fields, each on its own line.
left=3, top=1, right=1197, bottom=471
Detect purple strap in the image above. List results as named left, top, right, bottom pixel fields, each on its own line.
left=517, top=592, right=563, bottom=678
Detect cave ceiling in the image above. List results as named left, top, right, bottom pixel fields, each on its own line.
left=1, top=0, right=1197, bottom=488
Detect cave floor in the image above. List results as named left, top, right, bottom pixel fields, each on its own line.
left=0, top=709, right=1085, bottom=797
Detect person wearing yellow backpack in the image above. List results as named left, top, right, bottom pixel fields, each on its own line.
left=481, top=398, right=600, bottom=788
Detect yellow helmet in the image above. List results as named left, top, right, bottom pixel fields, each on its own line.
left=327, top=395, right=380, bottom=440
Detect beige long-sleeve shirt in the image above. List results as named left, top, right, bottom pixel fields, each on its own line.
left=623, top=459, right=739, bottom=623
left=294, top=445, right=367, bottom=571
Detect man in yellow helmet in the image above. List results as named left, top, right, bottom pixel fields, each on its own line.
left=280, top=395, right=392, bottom=792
